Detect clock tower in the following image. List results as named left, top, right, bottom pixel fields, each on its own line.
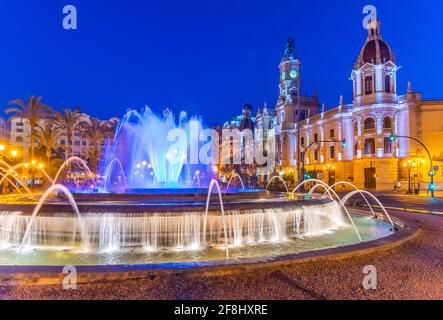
left=275, top=37, right=302, bottom=169
left=275, top=37, right=319, bottom=177
left=278, top=37, right=301, bottom=104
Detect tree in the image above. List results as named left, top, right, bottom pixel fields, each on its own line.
left=5, top=96, right=52, bottom=159
left=34, top=123, right=63, bottom=163
left=54, top=108, right=82, bottom=159
left=79, top=118, right=109, bottom=172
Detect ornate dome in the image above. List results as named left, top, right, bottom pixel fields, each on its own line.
left=355, top=20, right=396, bottom=69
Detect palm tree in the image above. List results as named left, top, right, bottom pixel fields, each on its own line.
left=53, top=108, right=82, bottom=159
left=79, top=118, right=109, bottom=172
left=34, top=123, right=63, bottom=163
left=5, top=96, right=52, bottom=159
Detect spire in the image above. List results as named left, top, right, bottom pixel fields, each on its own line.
left=283, top=37, right=297, bottom=60
left=367, top=19, right=382, bottom=40
left=339, top=95, right=344, bottom=111
left=408, top=81, right=413, bottom=94
left=263, top=102, right=269, bottom=115
left=321, top=103, right=326, bottom=113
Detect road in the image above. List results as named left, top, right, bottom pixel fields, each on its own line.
left=369, top=192, right=443, bottom=215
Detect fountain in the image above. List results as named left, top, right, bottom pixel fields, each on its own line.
left=226, top=172, right=245, bottom=190
left=0, top=108, right=398, bottom=267
left=102, top=158, right=127, bottom=192
left=266, top=176, right=290, bottom=193
left=101, top=107, right=204, bottom=189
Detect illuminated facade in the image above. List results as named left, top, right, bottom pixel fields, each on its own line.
left=255, top=19, right=443, bottom=190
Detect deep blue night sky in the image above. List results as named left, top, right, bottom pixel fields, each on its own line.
left=0, top=0, right=442, bottom=126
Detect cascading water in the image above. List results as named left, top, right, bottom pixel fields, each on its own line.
left=0, top=179, right=396, bottom=266
left=0, top=200, right=346, bottom=253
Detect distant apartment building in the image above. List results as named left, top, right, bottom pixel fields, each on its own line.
left=9, top=113, right=117, bottom=161
left=0, top=117, right=11, bottom=145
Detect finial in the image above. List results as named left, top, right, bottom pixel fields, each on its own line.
left=408, top=81, right=413, bottom=94
left=339, top=95, right=344, bottom=108
left=283, top=37, right=297, bottom=60
left=322, top=103, right=326, bottom=113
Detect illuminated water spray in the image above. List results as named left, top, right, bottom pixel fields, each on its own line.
left=102, top=107, right=204, bottom=188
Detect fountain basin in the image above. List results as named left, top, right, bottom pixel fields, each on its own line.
left=0, top=193, right=396, bottom=267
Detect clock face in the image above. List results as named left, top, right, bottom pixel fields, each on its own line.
left=290, top=69, right=298, bottom=79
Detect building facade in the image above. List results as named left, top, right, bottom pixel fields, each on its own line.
left=242, top=19, right=443, bottom=191
left=9, top=113, right=116, bottom=162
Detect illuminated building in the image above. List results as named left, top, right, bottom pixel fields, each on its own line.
left=254, top=19, right=443, bottom=190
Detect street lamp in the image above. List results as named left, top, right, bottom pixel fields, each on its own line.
left=404, top=160, right=416, bottom=194
left=390, top=134, right=435, bottom=198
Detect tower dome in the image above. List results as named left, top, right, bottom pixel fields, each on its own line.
left=355, top=20, right=396, bottom=69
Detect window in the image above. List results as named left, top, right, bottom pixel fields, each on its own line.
left=74, top=132, right=80, bottom=137
left=365, top=76, right=373, bottom=95
left=314, top=149, right=319, bottom=161
left=16, top=136, right=23, bottom=143
left=364, top=138, right=375, bottom=155
left=301, top=137, right=305, bottom=146
left=314, top=133, right=318, bottom=142
left=354, top=143, right=359, bottom=156
left=60, top=140, right=66, bottom=145
left=330, top=129, right=335, bottom=139
left=364, top=118, right=376, bottom=130
left=354, top=121, right=358, bottom=133
left=330, top=145, right=335, bottom=159
left=74, top=140, right=80, bottom=146
left=384, top=137, right=392, bottom=154
left=82, top=140, right=87, bottom=146
left=383, top=117, right=392, bottom=129
left=16, top=129, right=23, bottom=133
left=17, top=122, right=24, bottom=127
left=385, top=75, right=391, bottom=93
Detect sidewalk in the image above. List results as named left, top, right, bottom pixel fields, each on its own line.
left=373, top=190, right=443, bottom=198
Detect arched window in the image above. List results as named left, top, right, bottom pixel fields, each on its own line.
left=364, top=118, right=376, bottom=130
left=365, top=76, right=373, bottom=95
left=385, top=75, right=391, bottom=93
left=383, top=117, right=392, bottom=130
left=364, top=138, right=375, bottom=155
left=16, top=136, right=23, bottom=143
left=354, top=121, right=358, bottom=133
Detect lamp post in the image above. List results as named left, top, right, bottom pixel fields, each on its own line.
left=390, top=134, right=435, bottom=198
left=403, top=160, right=416, bottom=194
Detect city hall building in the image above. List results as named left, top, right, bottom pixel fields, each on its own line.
left=253, top=19, right=443, bottom=191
